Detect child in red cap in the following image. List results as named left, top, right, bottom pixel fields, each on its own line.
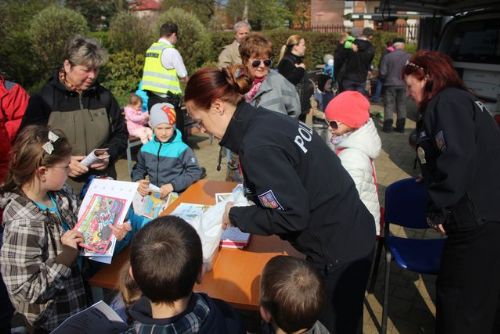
left=325, top=91, right=382, bottom=234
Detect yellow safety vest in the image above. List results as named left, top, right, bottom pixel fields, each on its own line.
left=141, top=42, right=182, bottom=95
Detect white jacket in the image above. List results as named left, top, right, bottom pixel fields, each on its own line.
left=333, top=118, right=382, bottom=234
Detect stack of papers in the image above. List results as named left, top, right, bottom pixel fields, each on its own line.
left=220, top=227, right=251, bottom=249
left=215, top=191, right=251, bottom=249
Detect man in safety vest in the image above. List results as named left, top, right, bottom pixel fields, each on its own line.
left=142, top=22, right=188, bottom=142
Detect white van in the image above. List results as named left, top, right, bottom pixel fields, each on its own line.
left=380, top=1, right=500, bottom=119
left=437, top=11, right=500, bottom=118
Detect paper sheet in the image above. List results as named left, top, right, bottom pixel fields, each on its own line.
left=52, top=300, right=127, bottom=334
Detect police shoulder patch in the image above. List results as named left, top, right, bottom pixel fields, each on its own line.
left=258, top=190, right=284, bottom=210
left=435, top=130, right=447, bottom=152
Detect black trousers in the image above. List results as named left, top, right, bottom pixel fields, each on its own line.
left=436, top=222, right=500, bottom=334
left=310, top=249, right=373, bottom=334
left=147, top=92, right=187, bottom=143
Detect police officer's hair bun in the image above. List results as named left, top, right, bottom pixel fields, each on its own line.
left=223, top=65, right=252, bottom=95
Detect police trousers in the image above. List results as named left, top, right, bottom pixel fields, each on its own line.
left=436, top=221, right=500, bottom=333
left=310, top=249, right=373, bottom=334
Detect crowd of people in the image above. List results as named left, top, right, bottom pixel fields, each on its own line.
left=0, top=18, right=499, bottom=334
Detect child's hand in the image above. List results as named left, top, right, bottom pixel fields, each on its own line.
left=69, top=156, right=89, bottom=177
left=138, top=179, right=150, bottom=196
left=222, top=202, right=234, bottom=230
left=61, top=230, right=84, bottom=250
left=110, top=221, right=132, bottom=241
left=160, top=183, right=174, bottom=198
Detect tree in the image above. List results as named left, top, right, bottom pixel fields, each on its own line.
left=161, top=0, right=220, bottom=25
left=29, top=5, right=88, bottom=74
left=156, top=8, right=211, bottom=73
left=66, top=0, right=128, bottom=31
left=226, top=0, right=291, bottom=30
left=108, top=11, right=153, bottom=54
left=0, top=0, right=57, bottom=88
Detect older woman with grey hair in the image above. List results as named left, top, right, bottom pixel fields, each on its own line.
left=22, top=35, right=128, bottom=193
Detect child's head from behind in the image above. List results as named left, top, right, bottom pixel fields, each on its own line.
left=260, top=256, right=325, bottom=333
left=128, top=93, right=143, bottom=111
left=130, top=216, right=202, bottom=304
left=149, top=103, right=176, bottom=142
left=3, top=125, right=72, bottom=192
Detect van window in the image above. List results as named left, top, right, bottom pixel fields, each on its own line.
left=439, top=18, right=500, bottom=64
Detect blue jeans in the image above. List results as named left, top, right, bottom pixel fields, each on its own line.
left=341, top=79, right=367, bottom=96
left=371, top=79, right=383, bottom=102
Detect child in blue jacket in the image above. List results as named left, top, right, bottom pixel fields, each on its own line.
left=131, top=103, right=203, bottom=198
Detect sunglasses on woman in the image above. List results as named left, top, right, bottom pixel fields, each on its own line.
left=325, top=119, right=340, bottom=130
left=251, top=59, right=272, bottom=68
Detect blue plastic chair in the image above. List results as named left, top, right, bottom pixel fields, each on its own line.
left=381, top=178, right=446, bottom=334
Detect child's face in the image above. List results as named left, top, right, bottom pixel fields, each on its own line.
left=154, top=123, right=175, bottom=142
left=133, top=101, right=142, bottom=111
left=44, top=156, right=71, bottom=191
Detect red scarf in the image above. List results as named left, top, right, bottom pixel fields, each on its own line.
left=245, top=76, right=266, bottom=102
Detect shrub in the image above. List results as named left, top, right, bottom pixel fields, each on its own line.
left=209, top=31, right=235, bottom=63
left=108, top=11, right=153, bottom=55
left=89, top=31, right=111, bottom=51
left=156, top=8, right=211, bottom=74
left=101, top=51, right=144, bottom=102
left=29, top=5, right=88, bottom=74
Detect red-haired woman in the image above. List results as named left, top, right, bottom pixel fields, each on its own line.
left=185, top=65, right=376, bottom=334
left=403, top=50, right=500, bottom=333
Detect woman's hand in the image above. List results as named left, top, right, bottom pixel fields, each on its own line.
left=296, top=63, right=306, bottom=69
left=68, top=156, right=88, bottom=177
left=138, top=179, right=150, bottom=196
left=90, top=155, right=110, bottom=171
left=61, top=230, right=84, bottom=250
left=110, top=222, right=132, bottom=241
left=222, top=202, right=234, bottom=230
left=160, top=183, right=174, bottom=198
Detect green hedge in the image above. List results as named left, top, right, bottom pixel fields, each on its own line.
left=29, top=5, right=88, bottom=74
left=101, top=51, right=144, bottom=102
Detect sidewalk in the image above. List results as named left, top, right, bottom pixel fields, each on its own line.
left=115, top=102, right=437, bottom=333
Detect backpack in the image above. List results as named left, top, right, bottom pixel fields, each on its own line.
left=296, top=71, right=315, bottom=115
left=0, top=77, right=29, bottom=142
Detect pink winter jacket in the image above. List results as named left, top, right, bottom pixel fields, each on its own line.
left=124, top=106, right=149, bottom=133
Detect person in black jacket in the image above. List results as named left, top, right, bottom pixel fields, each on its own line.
left=404, top=50, right=500, bottom=334
left=21, top=35, right=128, bottom=193
left=185, top=65, right=375, bottom=334
left=335, top=28, right=375, bottom=95
left=277, top=35, right=314, bottom=123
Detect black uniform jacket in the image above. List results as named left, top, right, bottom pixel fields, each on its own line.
left=417, top=87, right=500, bottom=227
left=222, top=102, right=375, bottom=264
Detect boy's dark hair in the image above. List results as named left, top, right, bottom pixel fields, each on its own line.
left=130, top=216, right=202, bottom=303
left=160, top=22, right=178, bottom=37
left=260, top=256, right=325, bottom=333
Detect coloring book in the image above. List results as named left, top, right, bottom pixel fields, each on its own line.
left=75, top=179, right=138, bottom=263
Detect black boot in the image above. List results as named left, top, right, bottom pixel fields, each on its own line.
left=396, top=118, right=406, bottom=133
left=383, top=120, right=393, bottom=133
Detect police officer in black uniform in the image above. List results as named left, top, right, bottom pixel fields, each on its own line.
left=404, top=50, right=500, bottom=334
left=185, top=65, right=375, bottom=334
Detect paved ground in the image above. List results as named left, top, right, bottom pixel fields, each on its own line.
left=114, top=101, right=438, bottom=334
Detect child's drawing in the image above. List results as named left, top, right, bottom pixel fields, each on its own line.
left=142, top=192, right=166, bottom=219
left=75, top=194, right=127, bottom=254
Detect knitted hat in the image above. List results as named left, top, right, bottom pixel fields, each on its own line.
left=325, top=91, right=370, bottom=129
left=149, top=103, right=176, bottom=128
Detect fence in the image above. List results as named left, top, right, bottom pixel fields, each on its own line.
left=299, top=23, right=419, bottom=43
